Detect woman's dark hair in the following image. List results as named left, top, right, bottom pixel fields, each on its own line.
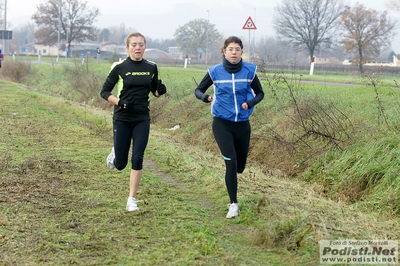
left=220, top=36, right=243, bottom=54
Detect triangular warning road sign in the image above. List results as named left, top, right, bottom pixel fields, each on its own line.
left=242, top=16, right=257, bottom=30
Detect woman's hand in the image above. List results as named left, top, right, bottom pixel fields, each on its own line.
left=242, top=102, right=249, bottom=110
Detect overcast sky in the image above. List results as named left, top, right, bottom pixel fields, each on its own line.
left=5, top=0, right=400, bottom=48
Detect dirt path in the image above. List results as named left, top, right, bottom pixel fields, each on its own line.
left=1, top=80, right=399, bottom=265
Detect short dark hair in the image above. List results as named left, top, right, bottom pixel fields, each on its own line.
left=221, top=36, right=243, bottom=54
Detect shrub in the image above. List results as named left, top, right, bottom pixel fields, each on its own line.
left=61, top=62, right=106, bottom=104
left=0, top=60, right=33, bottom=83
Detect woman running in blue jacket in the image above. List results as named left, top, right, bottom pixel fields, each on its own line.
left=195, top=36, right=264, bottom=219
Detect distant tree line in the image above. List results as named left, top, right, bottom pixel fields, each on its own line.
left=4, top=0, right=399, bottom=73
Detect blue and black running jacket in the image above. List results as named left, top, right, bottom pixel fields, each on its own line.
left=195, top=58, right=264, bottom=122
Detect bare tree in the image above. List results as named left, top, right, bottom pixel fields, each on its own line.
left=174, top=18, right=221, bottom=58
left=98, top=28, right=110, bottom=43
left=146, top=38, right=176, bottom=52
left=385, top=0, right=400, bottom=12
left=339, top=3, right=397, bottom=73
left=106, top=23, right=136, bottom=45
left=255, top=36, right=292, bottom=63
left=32, top=0, right=100, bottom=49
left=13, top=23, right=36, bottom=45
left=6, top=23, right=36, bottom=54
left=273, top=0, right=345, bottom=63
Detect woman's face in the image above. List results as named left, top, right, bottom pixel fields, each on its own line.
left=223, top=42, right=243, bottom=63
left=126, top=36, right=146, bottom=61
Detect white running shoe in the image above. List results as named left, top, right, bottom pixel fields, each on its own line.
left=126, top=197, right=140, bottom=212
left=106, top=147, right=115, bottom=170
left=226, top=203, right=239, bottom=219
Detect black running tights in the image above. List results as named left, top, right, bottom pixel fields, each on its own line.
left=113, top=120, right=150, bottom=171
left=212, top=117, right=251, bottom=203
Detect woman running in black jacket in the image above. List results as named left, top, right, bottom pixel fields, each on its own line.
left=100, top=32, right=166, bottom=212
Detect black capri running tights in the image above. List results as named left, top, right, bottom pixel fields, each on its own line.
left=113, top=120, right=150, bottom=171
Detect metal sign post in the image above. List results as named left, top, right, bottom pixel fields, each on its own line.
left=2, top=0, right=7, bottom=53
left=242, top=16, right=257, bottom=63
left=97, top=47, right=100, bottom=64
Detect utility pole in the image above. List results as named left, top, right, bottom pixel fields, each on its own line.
left=2, top=0, right=7, bottom=53
left=206, top=10, right=209, bottom=65
left=253, top=8, right=256, bottom=63
left=57, top=0, right=62, bottom=62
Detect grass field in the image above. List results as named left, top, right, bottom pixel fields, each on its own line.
left=0, top=61, right=399, bottom=265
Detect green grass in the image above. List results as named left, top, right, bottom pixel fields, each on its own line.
left=11, top=60, right=399, bottom=216
left=262, top=67, right=399, bottom=87
left=0, top=80, right=302, bottom=265
left=1, top=61, right=400, bottom=265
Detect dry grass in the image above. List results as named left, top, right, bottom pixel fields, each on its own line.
left=1, top=63, right=399, bottom=265
left=148, top=127, right=400, bottom=260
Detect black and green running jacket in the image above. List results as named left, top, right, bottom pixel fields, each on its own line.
left=100, top=57, right=159, bottom=123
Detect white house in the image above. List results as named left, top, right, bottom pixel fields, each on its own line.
left=343, top=54, right=400, bottom=67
